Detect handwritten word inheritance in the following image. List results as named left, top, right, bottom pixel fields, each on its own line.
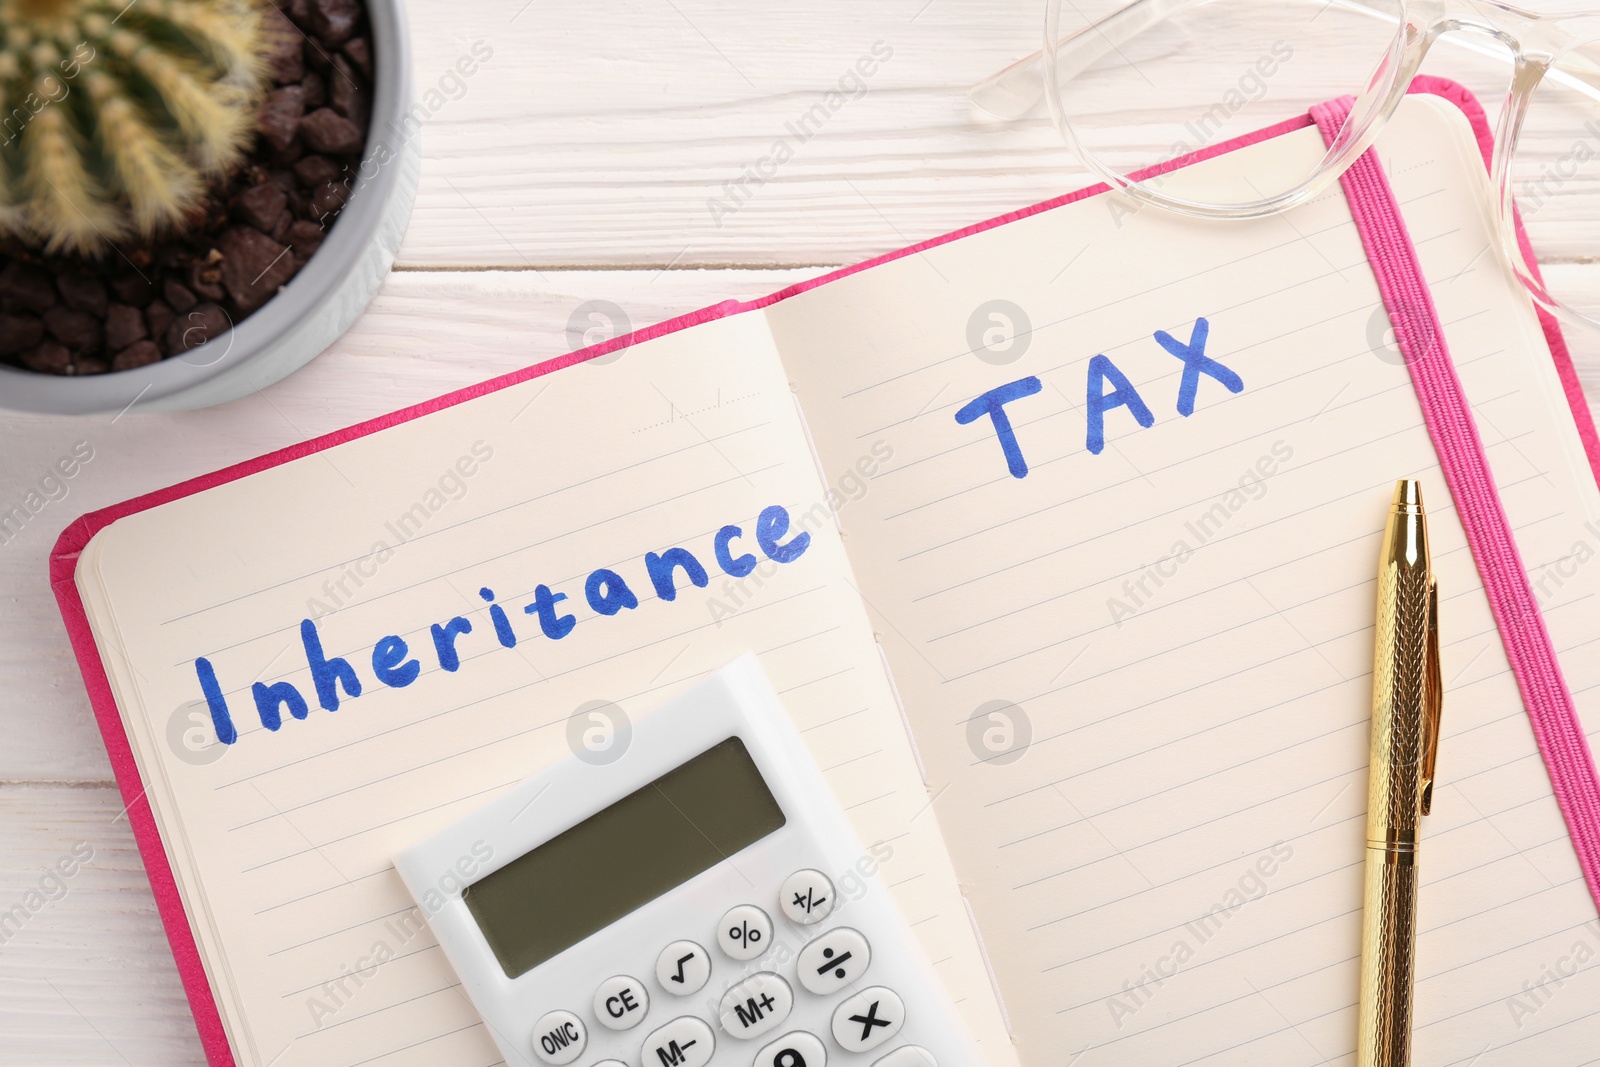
left=191, top=504, right=813, bottom=746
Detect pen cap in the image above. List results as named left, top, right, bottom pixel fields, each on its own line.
left=1392, top=479, right=1422, bottom=510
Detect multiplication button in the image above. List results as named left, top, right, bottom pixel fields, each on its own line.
left=831, top=987, right=905, bottom=1054
left=717, top=904, right=772, bottom=961
left=639, top=1016, right=714, bottom=1067
left=716, top=972, right=792, bottom=1040
left=530, top=1009, right=586, bottom=1065
left=779, top=869, right=835, bottom=925
left=655, top=940, right=711, bottom=995
left=796, top=927, right=870, bottom=995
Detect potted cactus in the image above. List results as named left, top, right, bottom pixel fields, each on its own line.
left=0, top=0, right=417, bottom=414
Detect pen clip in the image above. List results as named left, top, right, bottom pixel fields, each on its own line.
left=1420, top=574, right=1443, bottom=816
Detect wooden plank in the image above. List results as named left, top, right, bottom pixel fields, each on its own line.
left=7, top=5, right=1600, bottom=1058
left=1531, top=265, right=1600, bottom=399
left=0, top=784, right=204, bottom=1065
left=392, top=0, right=1600, bottom=269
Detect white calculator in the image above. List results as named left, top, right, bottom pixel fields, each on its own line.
left=394, top=654, right=982, bottom=1067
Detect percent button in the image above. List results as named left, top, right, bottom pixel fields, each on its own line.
left=718, top=904, right=773, bottom=961
left=797, top=927, right=870, bottom=996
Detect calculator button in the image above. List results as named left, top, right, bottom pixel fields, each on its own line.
left=796, top=927, right=870, bottom=995
left=831, top=987, right=905, bottom=1054
left=640, top=1016, right=714, bottom=1067
left=593, top=975, right=649, bottom=1031
left=531, top=1009, right=587, bottom=1065
left=716, top=971, right=793, bottom=1040
left=656, top=940, right=711, bottom=995
left=873, top=1048, right=936, bottom=1067
left=755, top=1030, right=827, bottom=1067
left=779, top=869, right=835, bottom=925
left=717, top=904, right=773, bottom=961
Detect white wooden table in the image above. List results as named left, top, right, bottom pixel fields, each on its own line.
left=4, top=3, right=1599, bottom=1062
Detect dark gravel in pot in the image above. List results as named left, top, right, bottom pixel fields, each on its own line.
left=0, top=0, right=374, bottom=377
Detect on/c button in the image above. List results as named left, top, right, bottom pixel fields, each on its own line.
left=593, top=975, right=649, bottom=1031
left=531, top=1009, right=587, bottom=1065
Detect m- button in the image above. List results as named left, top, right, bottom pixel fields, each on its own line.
left=640, top=1016, right=715, bottom=1067
left=531, top=1009, right=587, bottom=1065
left=593, top=975, right=649, bottom=1031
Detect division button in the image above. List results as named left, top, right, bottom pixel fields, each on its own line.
left=716, top=972, right=793, bottom=1040
left=796, top=927, right=870, bottom=996
left=873, top=1047, right=936, bottom=1067
left=779, top=869, right=836, bottom=925
left=831, top=987, right=905, bottom=1054
left=593, top=974, right=649, bottom=1031
left=530, top=1009, right=587, bottom=1065
left=639, top=1015, right=714, bottom=1067
left=717, top=903, right=773, bottom=961
left=755, top=1030, right=827, bottom=1067
left=655, top=940, right=711, bottom=995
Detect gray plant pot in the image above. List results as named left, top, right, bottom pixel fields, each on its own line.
left=0, top=0, right=419, bottom=415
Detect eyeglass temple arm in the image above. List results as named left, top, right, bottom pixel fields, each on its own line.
left=969, top=0, right=1206, bottom=119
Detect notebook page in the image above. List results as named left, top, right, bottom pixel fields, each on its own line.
left=763, top=97, right=1600, bottom=1065
left=74, top=313, right=1012, bottom=1067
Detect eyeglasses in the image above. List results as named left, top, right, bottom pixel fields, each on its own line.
left=972, top=1, right=1600, bottom=330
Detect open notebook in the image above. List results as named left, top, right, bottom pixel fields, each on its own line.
left=53, top=90, right=1600, bottom=1067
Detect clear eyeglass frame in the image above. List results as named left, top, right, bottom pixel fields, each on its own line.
left=971, top=0, right=1600, bottom=331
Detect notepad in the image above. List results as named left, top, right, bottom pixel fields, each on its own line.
left=60, top=91, right=1600, bottom=1066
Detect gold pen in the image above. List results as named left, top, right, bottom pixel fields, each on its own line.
left=1357, top=479, right=1443, bottom=1067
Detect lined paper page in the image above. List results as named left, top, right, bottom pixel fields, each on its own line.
left=766, top=97, right=1600, bottom=1065
left=75, top=313, right=1011, bottom=1066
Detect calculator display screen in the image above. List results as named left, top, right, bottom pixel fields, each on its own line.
left=463, top=736, right=787, bottom=978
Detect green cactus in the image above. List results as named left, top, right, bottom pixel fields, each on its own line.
left=0, top=0, right=266, bottom=255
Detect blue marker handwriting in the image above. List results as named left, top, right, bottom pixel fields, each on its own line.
left=192, top=503, right=813, bottom=745
left=957, top=317, right=1242, bottom=476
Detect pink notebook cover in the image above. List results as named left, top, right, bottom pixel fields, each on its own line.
left=47, top=80, right=1600, bottom=1066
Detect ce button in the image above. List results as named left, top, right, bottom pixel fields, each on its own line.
left=593, top=975, right=650, bottom=1031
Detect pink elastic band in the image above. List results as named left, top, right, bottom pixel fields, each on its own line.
left=1311, top=97, right=1600, bottom=910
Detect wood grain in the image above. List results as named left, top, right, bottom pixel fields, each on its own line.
left=0, top=784, right=205, bottom=1066
left=7, top=3, right=1600, bottom=1059
left=394, top=0, right=1600, bottom=269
